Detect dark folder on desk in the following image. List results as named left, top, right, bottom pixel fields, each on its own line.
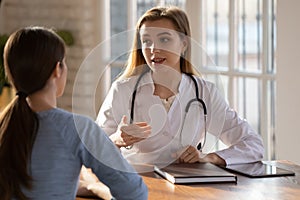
left=154, top=163, right=237, bottom=184
left=222, top=161, right=295, bottom=178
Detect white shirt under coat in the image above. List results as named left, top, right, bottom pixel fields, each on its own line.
left=96, top=71, right=264, bottom=165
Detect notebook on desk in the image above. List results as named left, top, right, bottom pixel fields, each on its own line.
left=154, top=162, right=237, bottom=184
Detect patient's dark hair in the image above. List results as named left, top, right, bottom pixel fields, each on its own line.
left=0, top=27, right=65, bottom=200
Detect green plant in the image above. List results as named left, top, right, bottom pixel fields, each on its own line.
left=0, top=34, right=9, bottom=92
left=56, top=30, right=74, bottom=46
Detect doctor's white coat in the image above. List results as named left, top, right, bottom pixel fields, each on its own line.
left=96, top=72, right=264, bottom=165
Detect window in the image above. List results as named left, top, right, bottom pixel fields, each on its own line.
left=198, top=0, right=276, bottom=159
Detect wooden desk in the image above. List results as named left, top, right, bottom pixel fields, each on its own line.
left=77, top=160, right=300, bottom=200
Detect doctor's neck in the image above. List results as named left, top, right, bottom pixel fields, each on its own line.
left=152, top=70, right=181, bottom=99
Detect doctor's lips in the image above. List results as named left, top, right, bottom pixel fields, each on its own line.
left=151, top=57, right=166, bottom=64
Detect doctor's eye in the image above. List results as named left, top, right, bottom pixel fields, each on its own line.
left=159, top=37, right=171, bottom=43
left=141, top=39, right=152, bottom=47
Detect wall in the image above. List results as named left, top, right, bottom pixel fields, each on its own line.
left=276, top=0, right=300, bottom=165
left=0, top=0, right=109, bottom=118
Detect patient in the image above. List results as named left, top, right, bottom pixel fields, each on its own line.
left=0, top=26, right=147, bottom=200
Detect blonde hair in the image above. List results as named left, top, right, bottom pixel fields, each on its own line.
left=118, top=6, right=199, bottom=80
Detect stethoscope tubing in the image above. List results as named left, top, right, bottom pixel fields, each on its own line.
left=130, top=70, right=208, bottom=151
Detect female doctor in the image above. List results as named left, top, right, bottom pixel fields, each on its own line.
left=96, top=6, right=264, bottom=166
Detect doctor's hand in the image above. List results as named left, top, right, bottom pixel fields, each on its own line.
left=111, top=115, right=151, bottom=148
left=175, top=145, right=226, bottom=166
left=176, top=145, right=201, bottom=163
left=198, top=153, right=226, bottom=166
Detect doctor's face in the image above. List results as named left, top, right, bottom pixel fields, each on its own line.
left=139, top=19, right=187, bottom=73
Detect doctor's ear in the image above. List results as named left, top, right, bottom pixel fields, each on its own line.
left=181, top=37, right=188, bottom=55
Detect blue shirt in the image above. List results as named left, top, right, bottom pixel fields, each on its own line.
left=22, top=108, right=147, bottom=200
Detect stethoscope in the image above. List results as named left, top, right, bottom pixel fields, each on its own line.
left=130, top=70, right=208, bottom=152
